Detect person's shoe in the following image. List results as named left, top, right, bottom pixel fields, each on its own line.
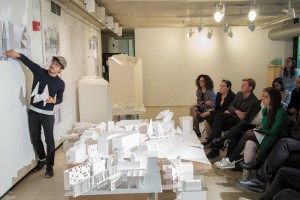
left=206, top=149, right=219, bottom=159
left=32, top=160, right=46, bottom=172
left=202, top=137, right=212, bottom=147
left=240, top=160, right=258, bottom=170
left=235, top=177, right=266, bottom=193
left=215, top=157, right=235, bottom=169
left=45, top=167, right=54, bottom=178
left=213, top=136, right=226, bottom=146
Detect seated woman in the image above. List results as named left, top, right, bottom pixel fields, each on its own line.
left=272, top=77, right=291, bottom=109
left=190, top=74, right=216, bottom=136
left=214, top=88, right=289, bottom=180
left=200, top=79, right=235, bottom=144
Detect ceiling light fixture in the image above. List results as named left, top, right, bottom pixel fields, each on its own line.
left=198, top=23, right=204, bottom=33
left=248, top=22, right=255, bottom=32
left=214, top=2, right=225, bottom=23
left=187, top=27, right=194, bottom=38
left=207, top=27, right=213, bottom=39
left=223, top=23, right=229, bottom=33
left=287, top=0, right=295, bottom=18
left=227, top=28, right=233, bottom=38
left=248, top=2, right=258, bottom=21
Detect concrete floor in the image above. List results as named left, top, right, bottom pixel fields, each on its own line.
left=2, top=106, right=262, bottom=200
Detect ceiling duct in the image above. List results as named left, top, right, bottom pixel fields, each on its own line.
left=268, top=23, right=300, bottom=40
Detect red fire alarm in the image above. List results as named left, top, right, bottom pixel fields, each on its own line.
left=32, top=21, right=40, bottom=31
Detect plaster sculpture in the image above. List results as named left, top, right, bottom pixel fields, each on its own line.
left=66, top=142, right=88, bottom=164
left=179, top=116, right=193, bottom=135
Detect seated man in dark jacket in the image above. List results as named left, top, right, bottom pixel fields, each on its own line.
left=205, top=78, right=258, bottom=158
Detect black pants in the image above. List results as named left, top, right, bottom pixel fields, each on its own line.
left=225, top=122, right=256, bottom=157
left=259, top=167, right=300, bottom=200
left=28, top=110, right=55, bottom=168
left=228, top=131, right=258, bottom=162
left=211, top=113, right=239, bottom=140
left=273, top=189, right=300, bottom=200
left=257, top=138, right=300, bottom=181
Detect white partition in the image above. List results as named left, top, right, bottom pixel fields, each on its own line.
left=78, top=76, right=112, bottom=123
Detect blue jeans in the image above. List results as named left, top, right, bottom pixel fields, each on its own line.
left=28, top=109, right=55, bottom=168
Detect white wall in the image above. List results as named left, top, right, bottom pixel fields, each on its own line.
left=0, top=0, right=102, bottom=196
left=135, top=27, right=292, bottom=106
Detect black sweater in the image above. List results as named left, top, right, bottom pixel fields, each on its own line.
left=18, top=54, right=65, bottom=113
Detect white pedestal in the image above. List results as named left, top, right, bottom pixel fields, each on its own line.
left=78, top=76, right=112, bottom=123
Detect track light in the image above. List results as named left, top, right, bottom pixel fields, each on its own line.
left=287, top=0, right=295, bottom=18
left=214, top=3, right=225, bottom=23
left=223, top=23, right=229, bottom=33
left=207, top=27, right=213, bottom=39
left=198, top=24, right=204, bottom=33
left=248, top=3, right=257, bottom=21
left=187, top=27, right=194, bottom=38
left=248, top=22, right=255, bottom=32
left=227, top=28, right=233, bottom=38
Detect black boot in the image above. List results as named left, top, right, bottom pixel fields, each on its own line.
left=213, top=135, right=227, bottom=146
left=240, top=160, right=258, bottom=170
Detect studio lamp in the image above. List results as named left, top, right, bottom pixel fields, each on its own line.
left=248, top=3, right=257, bottom=21
left=198, top=24, right=204, bottom=33
left=214, top=3, right=225, bottom=23
left=207, top=27, right=213, bottom=39
left=248, top=22, right=255, bottom=32
left=187, top=27, right=194, bottom=38
left=227, top=28, right=233, bottom=38
left=287, top=0, right=295, bottom=18
left=223, top=23, right=229, bottom=33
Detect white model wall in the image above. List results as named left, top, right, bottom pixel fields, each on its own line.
left=0, top=0, right=102, bottom=196
left=135, top=28, right=293, bottom=106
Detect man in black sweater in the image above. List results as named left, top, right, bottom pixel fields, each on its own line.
left=5, top=50, right=66, bottom=178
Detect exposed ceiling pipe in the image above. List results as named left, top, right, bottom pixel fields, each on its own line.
left=268, top=23, right=300, bottom=40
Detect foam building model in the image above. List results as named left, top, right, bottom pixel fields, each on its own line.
left=108, top=54, right=146, bottom=116
left=78, top=76, right=112, bottom=123
left=64, top=109, right=208, bottom=199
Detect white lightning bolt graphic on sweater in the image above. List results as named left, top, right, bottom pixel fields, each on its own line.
left=31, top=82, right=49, bottom=106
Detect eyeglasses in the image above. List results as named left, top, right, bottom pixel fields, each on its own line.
left=51, top=60, right=62, bottom=68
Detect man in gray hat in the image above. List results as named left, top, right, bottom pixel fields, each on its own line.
left=5, top=50, right=66, bottom=178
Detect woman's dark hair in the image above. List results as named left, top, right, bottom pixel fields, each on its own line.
left=195, top=74, right=214, bottom=90
left=265, top=88, right=282, bottom=129
left=221, top=79, right=232, bottom=91
left=272, top=77, right=285, bottom=91
left=284, top=57, right=296, bottom=78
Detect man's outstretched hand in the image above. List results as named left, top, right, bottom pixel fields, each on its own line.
left=5, top=50, right=20, bottom=59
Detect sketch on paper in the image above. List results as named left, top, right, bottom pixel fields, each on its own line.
left=44, top=26, right=60, bottom=63
left=89, top=35, right=99, bottom=77
left=0, top=18, right=31, bottom=61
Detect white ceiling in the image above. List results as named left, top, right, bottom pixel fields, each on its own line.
left=58, top=0, right=300, bottom=35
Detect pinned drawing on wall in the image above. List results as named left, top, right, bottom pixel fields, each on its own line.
left=0, top=18, right=31, bottom=61
left=89, top=35, right=99, bottom=77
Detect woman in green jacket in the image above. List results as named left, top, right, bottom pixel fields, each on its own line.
left=214, top=88, right=289, bottom=171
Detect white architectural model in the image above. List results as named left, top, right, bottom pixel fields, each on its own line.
left=64, top=109, right=207, bottom=199
left=179, top=116, right=193, bottom=135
